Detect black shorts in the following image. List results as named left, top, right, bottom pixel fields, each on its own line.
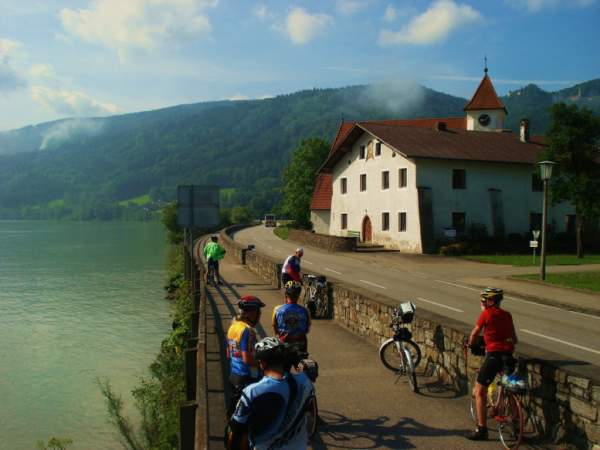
left=477, top=352, right=515, bottom=386
left=281, top=273, right=293, bottom=285
left=208, top=259, right=219, bottom=271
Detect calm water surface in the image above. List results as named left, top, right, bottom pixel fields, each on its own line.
left=0, top=221, right=171, bottom=450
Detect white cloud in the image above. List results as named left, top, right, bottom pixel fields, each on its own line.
left=38, top=118, right=105, bottom=150
left=29, top=63, right=56, bottom=79
left=60, top=0, right=218, bottom=60
left=383, top=5, right=397, bottom=22
left=336, top=0, right=367, bottom=15
left=31, top=85, right=120, bottom=116
left=379, top=0, right=481, bottom=46
left=0, top=38, right=26, bottom=93
left=229, top=94, right=250, bottom=101
left=253, top=4, right=272, bottom=19
left=285, top=7, right=332, bottom=45
left=505, top=0, right=596, bottom=11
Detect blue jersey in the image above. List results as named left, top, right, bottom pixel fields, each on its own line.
left=232, top=372, right=314, bottom=450
left=272, top=303, right=310, bottom=340
left=227, top=319, right=256, bottom=377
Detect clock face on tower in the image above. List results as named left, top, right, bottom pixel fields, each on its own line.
left=478, top=113, right=491, bottom=127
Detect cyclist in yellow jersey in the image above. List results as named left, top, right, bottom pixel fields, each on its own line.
left=226, top=295, right=265, bottom=416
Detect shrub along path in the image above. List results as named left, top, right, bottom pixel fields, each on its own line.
left=204, top=260, right=529, bottom=450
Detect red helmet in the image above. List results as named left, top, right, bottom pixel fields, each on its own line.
left=237, top=295, right=266, bottom=311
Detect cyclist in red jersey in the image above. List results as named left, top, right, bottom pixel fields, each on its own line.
left=467, top=287, right=518, bottom=441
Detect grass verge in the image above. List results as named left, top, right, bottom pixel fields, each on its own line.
left=512, top=271, right=600, bottom=293
left=462, top=254, right=600, bottom=267
left=274, top=226, right=290, bottom=240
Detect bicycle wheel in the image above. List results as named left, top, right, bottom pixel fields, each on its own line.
left=305, top=395, right=318, bottom=438
left=380, top=339, right=421, bottom=371
left=497, top=392, right=524, bottom=450
left=470, top=381, right=500, bottom=424
left=314, top=293, right=327, bottom=319
left=403, top=347, right=418, bottom=393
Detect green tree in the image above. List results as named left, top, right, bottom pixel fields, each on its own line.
left=282, top=138, right=330, bottom=228
left=543, top=103, right=600, bottom=257
left=161, top=202, right=183, bottom=244
left=230, top=205, right=253, bottom=224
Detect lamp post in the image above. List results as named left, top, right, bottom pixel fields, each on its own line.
left=538, top=161, right=555, bottom=281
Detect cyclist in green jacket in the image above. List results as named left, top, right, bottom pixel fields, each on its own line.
left=203, top=235, right=226, bottom=285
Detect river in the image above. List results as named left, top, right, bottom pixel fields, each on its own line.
left=0, top=221, right=171, bottom=450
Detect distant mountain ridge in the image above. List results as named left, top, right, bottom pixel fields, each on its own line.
left=0, top=79, right=598, bottom=220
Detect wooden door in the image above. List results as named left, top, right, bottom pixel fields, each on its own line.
left=362, top=216, right=372, bottom=242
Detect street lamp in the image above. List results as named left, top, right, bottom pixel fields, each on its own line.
left=538, top=161, right=555, bottom=281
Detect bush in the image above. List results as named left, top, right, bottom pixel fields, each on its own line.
left=439, top=242, right=469, bottom=256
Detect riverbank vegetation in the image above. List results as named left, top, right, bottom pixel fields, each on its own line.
left=99, top=204, right=189, bottom=449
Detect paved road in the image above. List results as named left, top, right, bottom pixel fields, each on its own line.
left=208, top=261, right=524, bottom=449
left=234, top=226, right=600, bottom=367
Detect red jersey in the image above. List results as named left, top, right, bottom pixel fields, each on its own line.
left=476, top=306, right=516, bottom=353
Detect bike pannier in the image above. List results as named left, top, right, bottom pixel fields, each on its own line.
left=398, top=301, right=416, bottom=323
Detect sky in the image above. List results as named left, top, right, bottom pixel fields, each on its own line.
left=0, top=0, right=599, bottom=131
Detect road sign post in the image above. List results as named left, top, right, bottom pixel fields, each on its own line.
left=531, top=230, right=540, bottom=264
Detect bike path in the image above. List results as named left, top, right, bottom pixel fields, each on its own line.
left=208, top=260, right=531, bottom=449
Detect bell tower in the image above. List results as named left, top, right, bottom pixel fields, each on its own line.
left=464, top=60, right=507, bottom=131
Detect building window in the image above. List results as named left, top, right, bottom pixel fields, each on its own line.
left=453, top=169, right=466, bottom=189
left=360, top=174, right=367, bottom=192
left=375, top=142, right=381, bottom=156
left=529, top=213, right=542, bottom=232
left=452, top=212, right=466, bottom=234
left=399, top=168, right=407, bottom=188
left=359, top=145, right=366, bottom=159
left=398, top=212, right=407, bottom=232
left=341, top=214, right=348, bottom=230
left=531, top=173, right=543, bottom=192
left=341, top=177, right=347, bottom=194
left=565, top=214, right=576, bottom=235
left=382, top=171, right=390, bottom=190
left=382, top=212, right=390, bottom=231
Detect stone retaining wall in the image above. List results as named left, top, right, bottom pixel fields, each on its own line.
left=219, top=225, right=600, bottom=449
left=288, top=228, right=357, bottom=252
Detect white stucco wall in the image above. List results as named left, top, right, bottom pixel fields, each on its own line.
left=466, top=109, right=506, bottom=131
left=311, top=210, right=330, bottom=234
left=415, top=159, right=575, bottom=240
left=329, top=132, right=422, bottom=252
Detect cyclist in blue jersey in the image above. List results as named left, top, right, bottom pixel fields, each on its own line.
left=227, top=337, right=314, bottom=450
left=272, top=281, right=311, bottom=352
left=226, top=295, right=266, bottom=416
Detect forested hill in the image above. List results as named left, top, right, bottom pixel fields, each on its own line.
left=0, top=79, right=598, bottom=220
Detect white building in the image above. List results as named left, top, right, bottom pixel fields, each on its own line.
left=310, top=72, right=575, bottom=253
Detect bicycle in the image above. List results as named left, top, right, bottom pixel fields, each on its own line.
left=379, top=302, right=422, bottom=393
left=464, top=341, right=526, bottom=449
left=302, top=274, right=328, bottom=319
left=285, top=343, right=319, bottom=438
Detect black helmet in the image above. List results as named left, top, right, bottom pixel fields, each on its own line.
left=284, top=280, right=302, bottom=302
left=254, top=337, right=285, bottom=363
left=237, top=295, right=266, bottom=311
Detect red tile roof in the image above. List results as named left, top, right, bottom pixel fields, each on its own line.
left=310, top=173, right=333, bottom=210
left=321, top=123, right=544, bottom=172
left=463, top=74, right=506, bottom=112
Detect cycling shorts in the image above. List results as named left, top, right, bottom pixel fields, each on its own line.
left=207, top=259, right=219, bottom=271
left=477, top=352, right=515, bottom=386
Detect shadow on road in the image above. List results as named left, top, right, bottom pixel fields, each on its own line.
left=310, top=410, right=469, bottom=449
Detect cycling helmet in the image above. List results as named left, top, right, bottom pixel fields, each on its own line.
left=284, top=280, right=302, bottom=301
left=237, top=295, right=266, bottom=311
left=480, top=287, right=503, bottom=303
left=254, top=336, right=285, bottom=362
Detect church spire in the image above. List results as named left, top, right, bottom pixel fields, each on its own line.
left=484, top=55, right=488, bottom=74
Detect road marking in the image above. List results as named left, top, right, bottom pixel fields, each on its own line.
left=505, top=296, right=562, bottom=311
left=521, top=329, right=600, bottom=355
left=434, top=280, right=479, bottom=292
left=417, top=297, right=464, bottom=313
left=569, top=311, right=600, bottom=320
left=303, top=259, right=315, bottom=265
left=409, top=271, right=428, bottom=279
left=360, top=280, right=387, bottom=289
left=325, top=268, right=343, bottom=275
